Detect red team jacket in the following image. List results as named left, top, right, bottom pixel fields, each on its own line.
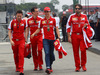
left=8, top=19, right=26, bottom=40
left=54, top=40, right=67, bottom=59
left=66, top=13, right=94, bottom=49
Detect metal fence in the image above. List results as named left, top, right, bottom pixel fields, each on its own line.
left=0, top=24, right=9, bottom=42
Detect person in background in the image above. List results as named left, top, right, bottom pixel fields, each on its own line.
left=23, top=13, right=30, bottom=21
left=93, top=7, right=100, bottom=41
left=89, top=10, right=94, bottom=29
left=60, top=11, right=68, bottom=42
left=52, top=12, right=60, bottom=39
left=89, top=10, right=95, bottom=39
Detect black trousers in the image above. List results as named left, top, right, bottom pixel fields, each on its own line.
left=62, top=27, right=68, bottom=42
left=94, top=23, right=100, bottom=41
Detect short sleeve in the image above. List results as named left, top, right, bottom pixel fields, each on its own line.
left=66, top=15, right=72, bottom=32
left=26, top=19, right=29, bottom=28
left=55, top=17, right=60, bottom=28
left=8, top=20, right=13, bottom=30
left=39, top=20, right=43, bottom=28
left=54, top=19, right=56, bottom=27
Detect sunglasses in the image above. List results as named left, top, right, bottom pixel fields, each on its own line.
left=75, top=8, right=81, bottom=10
left=44, top=11, right=50, bottom=13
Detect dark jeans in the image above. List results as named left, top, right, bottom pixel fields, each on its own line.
left=43, top=39, right=55, bottom=69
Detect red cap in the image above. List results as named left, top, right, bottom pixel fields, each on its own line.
left=44, top=7, right=51, bottom=11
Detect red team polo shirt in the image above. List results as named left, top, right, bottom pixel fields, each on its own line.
left=67, top=13, right=89, bottom=33
left=26, top=16, right=42, bottom=36
left=39, top=16, right=57, bottom=40
left=8, top=19, right=26, bottom=40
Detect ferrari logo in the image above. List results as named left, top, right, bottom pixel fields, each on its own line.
left=14, top=23, right=16, bottom=26
left=29, top=20, right=34, bottom=24
left=42, top=21, right=46, bottom=24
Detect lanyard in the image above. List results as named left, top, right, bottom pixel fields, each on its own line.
left=45, top=20, right=50, bottom=32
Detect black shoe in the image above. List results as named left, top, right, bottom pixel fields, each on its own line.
left=34, top=69, right=38, bottom=71
left=19, top=72, right=24, bottom=75
left=45, top=69, right=51, bottom=74
left=16, top=71, right=20, bottom=72
left=39, top=69, right=43, bottom=71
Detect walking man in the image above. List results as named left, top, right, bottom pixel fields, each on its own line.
left=8, top=10, right=26, bottom=75
left=25, top=7, right=43, bottom=71
left=31, top=7, right=60, bottom=74
left=67, top=4, right=88, bottom=72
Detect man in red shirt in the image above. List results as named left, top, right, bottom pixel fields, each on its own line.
left=31, top=7, right=60, bottom=74
left=8, top=10, right=26, bottom=75
left=67, top=4, right=88, bottom=72
left=25, top=7, right=43, bottom=71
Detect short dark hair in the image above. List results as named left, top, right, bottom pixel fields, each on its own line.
left=25, top=14, right=28, bottom=17
left=31, top=7, right=38, bottom=12
left=75, top=4, right=82, bottom=9
left=53, top=13, right=57, bottom=17
left=16, top=10, right=23, bottom=15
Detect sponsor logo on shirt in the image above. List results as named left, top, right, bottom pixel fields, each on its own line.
left=29, top=20, right=34, bottom=24
left=81, top=17, right=85, bottom=21
left=72, top=18, right=78, bottom=21
left=54, top=41, right=58, bottom=45
left=42, top=21, right=46, bottom=24
left=50, top=21, right=53, bottom=23
left=14, top=23, right=16, bottom=26
left=21, top=23, right=24, bottom=26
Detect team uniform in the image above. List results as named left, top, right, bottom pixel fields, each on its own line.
left=8, top=19, right=26, bottom=73
left=39, top=16, right=57, bottom=70
left=66, top=13, right=89, bottom=69
left=26, top=16, right=43, bottom=69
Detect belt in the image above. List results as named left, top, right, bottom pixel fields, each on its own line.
left=72, top=32, right=83, bottom=35
left=15, top=39, right=19, bottom=41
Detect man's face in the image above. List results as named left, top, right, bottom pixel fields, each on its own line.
left=95, top=9, right=98, bottom=12
left=32, top=9, right=39, bottom=17
left=63, top=14, right=66, bottom=16
left=91, top=12, right=94, bottom=14
left=44, top=11, right=51, bottom=17
left=16, top=13, right=23, bottom=21
left=75, top=6, right=82, bottom=14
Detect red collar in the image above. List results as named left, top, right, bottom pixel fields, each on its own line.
left=16, top=18, right=22, bottom=23
left=75, top=13, right=82, bottom=17
left=32, top=16, right=38, bottom=20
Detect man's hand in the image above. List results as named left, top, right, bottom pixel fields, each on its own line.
left=83, top=23, right=87, bottom=29
left=31, top=33, right=35, bottom=39
left=57, top=38, right=60, bottom=41
left=96, top=24, right=98, bottom=27
left=25, top=42, right=27, bottom=47
left=68, top=36, right=72, bottom=43
left=11, top=40, right=15, bottom=46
